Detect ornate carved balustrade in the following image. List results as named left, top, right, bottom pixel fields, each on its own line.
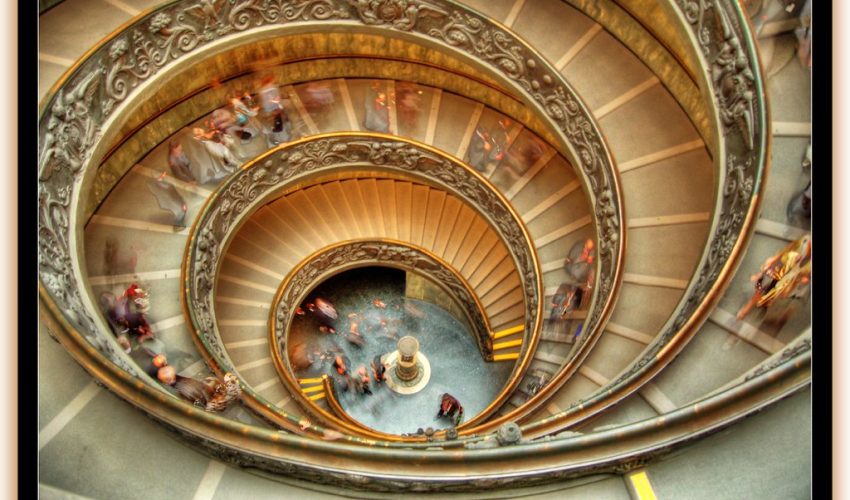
left=36, top=0, right=808, bottom=489
left=269, top=239, right=496, bottom=430
left=511, top=0, right=783, bottom=438
left=38, top=1, right=625, bottom=422
left=183, top=134, right=543, bottom=438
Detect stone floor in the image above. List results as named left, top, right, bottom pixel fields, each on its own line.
left=289, top=267, right=513, bottom=434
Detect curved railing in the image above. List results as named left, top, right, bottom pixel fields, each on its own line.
left=508, top=0, right=781, bottom=437
left=37, top=0, right=624, bottom=395
left=268, top=239, right=505, bottom=432
left=40, top=285, right=811, bottom=490
left=35, top=0, right=810, bottom=489
left=183, top=133, right=545, bottom=439
left=272, top=239, right=495, bottom=362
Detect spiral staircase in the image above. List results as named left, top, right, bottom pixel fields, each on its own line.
left=38, top=0, right=812, bottom=497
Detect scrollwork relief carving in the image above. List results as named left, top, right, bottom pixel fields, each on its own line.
left=39, top=0, right=621, bottom=389
left=348, top=0, right=447, bottom=30
left=592, top=1, right=769, bottom=397
left=187, top=137, right=541, bottom=374
left=745, top=337, right=812, bottom=381
left=271, top=241, right=494, bottom=361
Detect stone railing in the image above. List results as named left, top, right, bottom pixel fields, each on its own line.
left=269, top=239, right=496, bottom=428
left=271, top=239, right=494, bottom=362
left=36, top=0, right=805, bottom=489
left=41, top=287, right=811, bottom=491
left=513, top=0, right=784, bottom=438
left=37, top=0, right=623, bottom=386
left=184, top=133, right=544, bottom=436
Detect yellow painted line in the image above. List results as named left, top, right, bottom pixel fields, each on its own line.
left=628, top=212, right=711, bottom=228
left=298, top=377, right=325, bottom=385
left=101, top=0, right=139, bottom=15
left=504, top=148, right=557, bottom=200
left=618, top=139, right=704, bottom=173
left=492, top=324, right=525, bottom=339
left=628, top=471, right=658, bottom=500
left=302, top=385, right=325, bottom=394
left=504, top=0, right=526, bottom=27
left=285, top=85, right=320, bottom=134
left=135, top=165, right=214, bottom=198
left=87, top=268, right=181, bottom=286
left=424, top=89, right=442, bottom=144
left=536, top=215, right=593, bottom=247
left=493, top=338, right=523, bottom=350
left=38, top=52, right=75, bottom=67
left=308, top=392, right=326, bottom=401
left=493, top=352, right=520, bottom=362
left=522, top=179, right=581, bottom=223
left=623, top=273, right=688, bottom=290
left=89, top=215, right=190, bottom=235
left=594, top=77, right=659, bottom=119
left=556, top=24, right=602, bottom=71
left=217, top=274, right=278, bottom=294
left=337, top=78, right=361, bottom=131
left=455, top=103, right=485, bottom=157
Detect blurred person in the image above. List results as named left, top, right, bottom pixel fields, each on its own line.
left=167, top=140, right=196, bottom=183
left=192, top=127, right=240, bottom=178
left=147, top=171, right=188, bottom=227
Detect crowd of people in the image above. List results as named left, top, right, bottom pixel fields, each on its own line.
left=547, top=238, right=595, bottom=343
left=293, top=296, right=401, bottom=398
left=99, top=282, right=241, bottom=412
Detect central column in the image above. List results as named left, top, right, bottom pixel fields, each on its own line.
left=395, top=336, right=420, bottom=381
left=385, top=335, right=431, bottom=395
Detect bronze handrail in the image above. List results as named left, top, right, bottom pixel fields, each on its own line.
left=40, top=282, right=810, bottom=491
left=183, top=134, right=545, bottom=441
left=37, top=0, right=624, bottom=411
left=268, top=238, right=502, bottom=438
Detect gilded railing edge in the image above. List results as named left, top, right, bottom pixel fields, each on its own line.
left=563, top=0, right=715, bottom=152
left=33, top=0, right=812, bottom=483
left=37, top=0, right=623, bottom=413
left=517, top=0, right=781, bottom=437
left=182, top=133, right=545, bottom=440
left=39, top=282, right=811, bottom=491
left=267, top=238, right=497, bottom=438
left=270, top=239, right=495, bottom=361
left=84, top=54, right=556, bottom=220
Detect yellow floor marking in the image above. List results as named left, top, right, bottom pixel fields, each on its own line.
left=556, top=24, right=602, bottom=71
